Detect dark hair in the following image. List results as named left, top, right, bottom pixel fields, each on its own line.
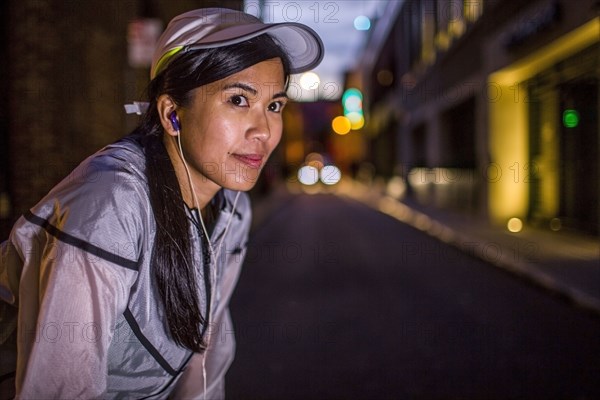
left=132, top=34, right=291, bottom=352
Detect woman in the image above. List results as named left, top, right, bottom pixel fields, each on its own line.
left=0, top=8, right=323, bottom=398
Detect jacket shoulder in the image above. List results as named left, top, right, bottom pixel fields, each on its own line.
left=24, top=137, right=151, bottom=265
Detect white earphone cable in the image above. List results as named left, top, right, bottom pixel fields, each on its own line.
left=175, top=131, right=241, bottom=398
left=177, top=134, right=214, bottom=256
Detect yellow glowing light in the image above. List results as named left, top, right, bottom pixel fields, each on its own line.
left=332, top=116, right=351, bottom=135
left=507, top=217, right=523, bottom=233
left=435, top=31, right=451, bottom=51
left=488, top=18, right=599, bottom=224
left=352, top=117, right=365, bottom=130
left=299, top=71, right=320, bottom=90
left=346, top=112, right=365, bottom=130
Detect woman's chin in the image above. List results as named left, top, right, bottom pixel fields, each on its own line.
left=220, top=174, right=261, bottom=192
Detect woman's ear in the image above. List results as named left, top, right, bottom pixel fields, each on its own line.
left=157, top=95, right=179, bottom=137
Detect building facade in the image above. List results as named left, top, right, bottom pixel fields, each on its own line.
left=0, top=0, right=243, bottom=237
left=362, top=0, right=599, bottom=235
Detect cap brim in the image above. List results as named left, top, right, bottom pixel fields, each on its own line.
left=180, top=22, right=324, bottom=75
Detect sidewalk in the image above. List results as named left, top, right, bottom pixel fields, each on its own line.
left=332, top=178, right=600, bottom=316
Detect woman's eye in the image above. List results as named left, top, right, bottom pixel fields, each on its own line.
left=268, top=101, right=285, bottom=113
left=230, top=95, right=249, bottom=107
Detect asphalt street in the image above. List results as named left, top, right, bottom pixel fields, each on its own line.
left=226, top=193, right=600, bottom=400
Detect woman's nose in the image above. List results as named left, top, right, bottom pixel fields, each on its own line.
left=246, top=110, right=271, bottom=141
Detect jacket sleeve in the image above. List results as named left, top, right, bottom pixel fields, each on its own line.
left=11, top=150, right=144, bottom=398
left=16, top=239, right=135, bottom=398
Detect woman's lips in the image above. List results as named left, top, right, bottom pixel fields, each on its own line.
left=232, top=153, right=264, bottom=169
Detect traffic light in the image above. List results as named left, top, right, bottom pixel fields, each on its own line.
left=342, top=88, right=364, bottom=130
left=332, top=88, right=365, bottom=135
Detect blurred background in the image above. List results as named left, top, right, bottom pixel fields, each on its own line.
left=1, top=0, right=599, bottom=236
left=1, top=0, right=599, bottom=398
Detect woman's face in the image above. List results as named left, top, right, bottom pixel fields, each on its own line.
left=177, top=57, right=287, bottom=193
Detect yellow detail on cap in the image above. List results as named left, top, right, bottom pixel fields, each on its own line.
left=152, top=46, right=184, bottom=78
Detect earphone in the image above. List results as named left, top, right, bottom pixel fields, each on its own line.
left=170, top=106, right=241, bottom=398
left=169, top=110, right=181, bottom=132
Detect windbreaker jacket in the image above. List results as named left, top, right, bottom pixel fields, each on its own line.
left=0, top=135, right=251, bottom=398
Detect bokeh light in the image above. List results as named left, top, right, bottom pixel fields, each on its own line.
left=507, top=217, right=523, bottom=233
left=298, top=165, right=319, bottom=185
left=342, top=88, right=363, bottom=107
left=341, top=88, right=364, bottom=130
left=305, top=152, right=324, bottom=164
left=346, top=112, right=365, bottom=130
left=550, top=218, right=562, bottom=231
left=344, top=95, right=362, bottom=113
left=354, top=15, right=371, bottom=31
left=299, top=71, right=321, bottom=90
left=377, top=69, right=394, bottom=86
left=332, top=116, right=351, bottom=135
left=386, top=176, right=406, bottom=199
left=320, top=165, right=342, bottom=185
left=562, top=109, right=580, bottom=128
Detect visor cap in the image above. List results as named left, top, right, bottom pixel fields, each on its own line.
left=151, top=8, right=324, bottom=78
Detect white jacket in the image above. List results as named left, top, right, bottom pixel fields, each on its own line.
left=0, top=135, right=250, bottom=398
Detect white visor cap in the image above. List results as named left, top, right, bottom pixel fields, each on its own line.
left=150, top=8, right=325, bottom=78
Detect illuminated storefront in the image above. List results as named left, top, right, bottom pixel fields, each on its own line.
left=363, top=0, right=599, bottom=235
left=488, top=10, right=599, bottom=234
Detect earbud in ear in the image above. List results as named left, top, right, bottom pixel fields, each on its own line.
left=169, top=111, right=181, bottom=132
